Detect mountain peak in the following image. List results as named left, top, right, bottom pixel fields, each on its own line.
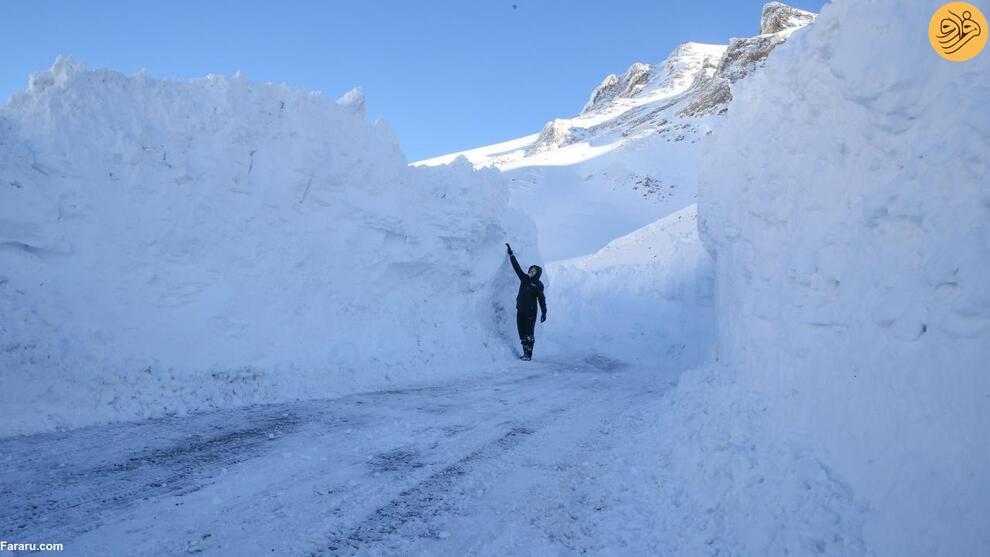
left=417, top=2, right=816, bottom=167
left=580, top=43, right=724, bottom=116
left=760, top=2, right=816, bottom=35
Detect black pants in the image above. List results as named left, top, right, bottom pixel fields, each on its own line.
left=516, top=311, right=536, bottom=356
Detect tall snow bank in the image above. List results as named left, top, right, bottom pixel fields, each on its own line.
left=543, top=205, right=715, bottom=368
left=699, top=1, right=989, bottom=554
left=0, top=58, right=536, bottom=437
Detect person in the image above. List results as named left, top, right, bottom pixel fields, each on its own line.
left=505, top=243, right=547, bottom=361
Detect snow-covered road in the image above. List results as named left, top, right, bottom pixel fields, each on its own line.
left=1, top=354, right=682, bottom=556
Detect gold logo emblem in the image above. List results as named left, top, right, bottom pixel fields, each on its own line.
left=930, top=2, right=987, bottom=61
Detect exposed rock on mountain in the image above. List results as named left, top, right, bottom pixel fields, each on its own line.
left=680, top=3, right=815, bottom=116
left=422, top=2, right=815, bottom=168
left=417, top=3, right=816, bottom=261
left=760, top=1, right=816, bottom=34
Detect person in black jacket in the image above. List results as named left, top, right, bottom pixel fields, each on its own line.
left=505, top=243, right=547, bottom=361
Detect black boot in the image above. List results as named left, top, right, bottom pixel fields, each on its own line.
left=521, top=336, right=534, bottom=361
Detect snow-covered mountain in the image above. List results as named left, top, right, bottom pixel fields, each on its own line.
left=418, top=2, right=814, bottom=261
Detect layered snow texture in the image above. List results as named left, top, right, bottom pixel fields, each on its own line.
left=539, top=206, right=870, bottom=555
left=0, top=58, right=537, bottom=437
left=699, top=0, right=989, bottom=554
left=641, top=363, right=869, bottom=555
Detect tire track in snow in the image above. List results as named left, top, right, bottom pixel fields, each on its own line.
left=0, top=407, right=305, bottom=541
left=1, top=355, right=643, bottom=555
left=315, top=358, right=642, bottom=556
left=316, top=422, right=542, bottom=556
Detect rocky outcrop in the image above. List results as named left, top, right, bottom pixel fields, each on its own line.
left=678, top=2, right=815, bottom=117
left=583, top=74, right=620, bottom=113
left=582, top=63, right=654, bottom=114
left=435, top=3, right=817, bottom=163
left=760, top=1, right=816, bottom=34
left=528, top=119, right=573, bottom=154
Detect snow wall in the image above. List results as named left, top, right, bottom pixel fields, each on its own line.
left=0, top=58, right=537, bottom=437
left=698, top=0, right=989, bottom=554
left=543, top=205, right=715, bottom=369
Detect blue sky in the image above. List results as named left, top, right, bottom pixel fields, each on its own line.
left=1, top=0, right=827, bottom=161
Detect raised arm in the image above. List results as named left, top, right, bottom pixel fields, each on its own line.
left=507, top=244, right=527, bottom=281
left=509, top=254, right=528, bottom=281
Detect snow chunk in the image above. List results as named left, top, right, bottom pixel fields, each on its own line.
left=27, top=55, right=85, bottom=93
left=336, top=87, right=366, bottom=118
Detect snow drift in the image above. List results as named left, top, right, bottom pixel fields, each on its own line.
left=699, top=0, right=990, bottom=554
left=0, top=58, right=536, bottom=437
left=542, top=205, right=715, bottom=368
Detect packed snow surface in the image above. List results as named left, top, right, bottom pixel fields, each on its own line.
left=0, top=358, right=867, bottom=556
left=699, top=0, right=990, bottom=554
left=0, top=58, right=537, bottom=436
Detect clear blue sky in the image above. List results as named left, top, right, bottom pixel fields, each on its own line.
left=1, top=0, right=827, bottom=161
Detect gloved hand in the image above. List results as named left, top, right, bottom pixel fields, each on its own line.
left=505, top=243, right=513, bottom=256
left=540, top=313, right=547, bottom=323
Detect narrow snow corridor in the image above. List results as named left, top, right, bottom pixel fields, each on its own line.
left=3, top=1, right=985, bottom=553
left=1, top=354, right=684, bottom=556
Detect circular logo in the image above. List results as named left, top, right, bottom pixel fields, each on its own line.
left=930, top=2, right=987, bottom=61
